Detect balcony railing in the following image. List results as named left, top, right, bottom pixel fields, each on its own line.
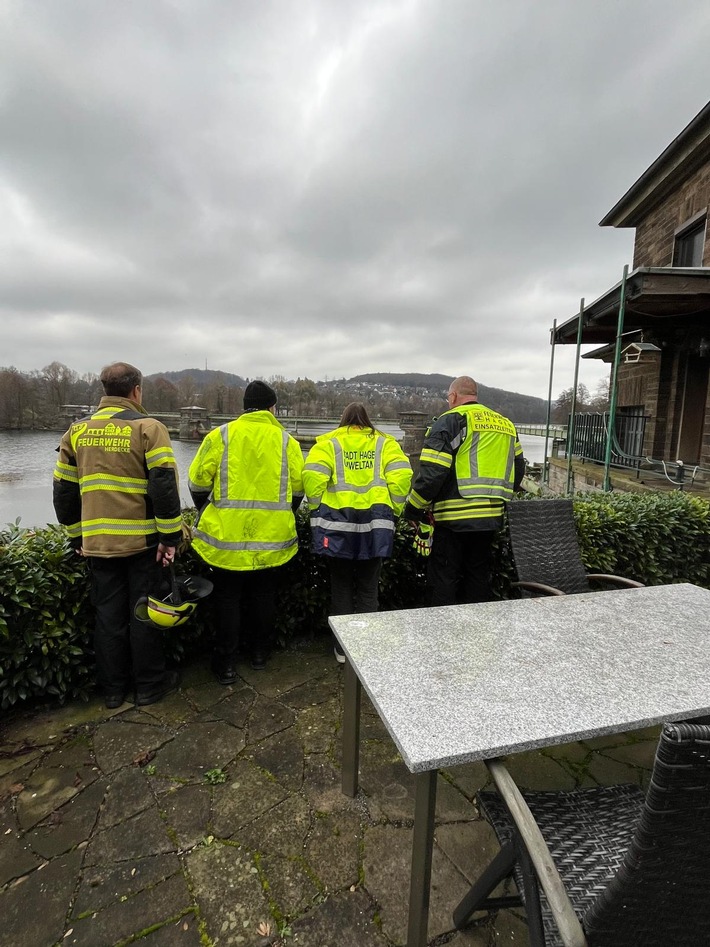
left=568, top=411, right=648, bottom=469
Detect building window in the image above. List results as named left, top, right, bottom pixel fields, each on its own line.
left=673, top=215, right=706, bottom=267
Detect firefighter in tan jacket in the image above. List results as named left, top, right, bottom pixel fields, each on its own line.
left=54, top=362, right=182, bottom=709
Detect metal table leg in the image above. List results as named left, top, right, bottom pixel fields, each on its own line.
left=407, top=769, right=438, bottom=947
left=342, top=658, right=361, bottom=797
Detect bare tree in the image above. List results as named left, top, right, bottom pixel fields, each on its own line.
left=270, top=378, right=293, bottom=417
left=176, top=375, right=198, bottom=408
left=589, top=377, right=611, bottom=412
left=42, top=361, right=77, bottom=413
left=293, top=378, right=318, bottom=416
left=0, top=368, right=30, bottom=428
left=553, top=384, right=591, bottom=423
left=225, top=386, right=243, bottom=416
left=144, top=377, right=180, bottom=412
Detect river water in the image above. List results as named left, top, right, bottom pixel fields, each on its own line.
left=0, top=428, right=548, bottom=529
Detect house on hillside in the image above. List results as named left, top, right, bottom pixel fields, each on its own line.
left=554, top=100, right=710, bottom=488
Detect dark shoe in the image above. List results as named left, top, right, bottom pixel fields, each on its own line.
left=251, top=651, right=267, bottom=671
left=105, top=692, right=127, bottom=709
left=333, top=637, right=346, bottom=664
left=212, top=662, right=239, bottom=686
left=135, top=670, right=181, bottom=707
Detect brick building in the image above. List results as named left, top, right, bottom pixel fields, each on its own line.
left=555, top=101, right=710, bottom=474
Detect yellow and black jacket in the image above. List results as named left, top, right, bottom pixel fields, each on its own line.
left=405, top=402, right=525, bottom=531
left=53, top=396, right=183, bottom=557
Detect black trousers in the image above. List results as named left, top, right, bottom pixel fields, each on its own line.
left=89, top=550, right=166, bottom=695
left=426, top=527, right=495, bottom=606
left=211, top=565, right=283, bottom=660
left=328, top=557, right=383, bottom=616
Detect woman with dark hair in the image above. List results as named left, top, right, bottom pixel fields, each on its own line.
left=303, top=403, right=413, bottom=662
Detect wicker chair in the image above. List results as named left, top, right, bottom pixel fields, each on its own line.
left=507, top=499, right=643, bottom=596
left=453, top=723, right=710, bottom=946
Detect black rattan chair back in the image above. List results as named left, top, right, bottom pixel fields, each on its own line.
left=584, top=722, right=710, bottom=946
left=507, top=499, right=591, bottom=595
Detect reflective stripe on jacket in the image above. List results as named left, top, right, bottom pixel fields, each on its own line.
left=52, top=397, right=182, bottom=558
left=303, top=425, right=413, bottom=560
left=407, top=403, right=523, bottom=531
left=188, top=411, right=304, bottom=571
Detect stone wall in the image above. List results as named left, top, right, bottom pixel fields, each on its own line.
left=546, top=455, right=709, bottom=496
left=547, top=457, right=605, bottom=495
left=616, top=353, right=662, bottom=456
left=622, top=157, right=710, bottom=467
left=633, top=161, right=710, bottom=267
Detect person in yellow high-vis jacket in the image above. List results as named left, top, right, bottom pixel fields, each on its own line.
left=303, top=403, right=413, bottom=662
left=404, top=375, right=525, bottom=606
left=188, top=381, right=304, bottom=680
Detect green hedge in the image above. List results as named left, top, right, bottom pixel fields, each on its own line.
left=0, top=523, right=95, bottom=709
left=573, top=491, right=710, bottom=588
left=2, top=491, right=708, bottom=709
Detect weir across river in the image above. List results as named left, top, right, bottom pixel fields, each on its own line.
left=60, top=405, right=562, bottom=453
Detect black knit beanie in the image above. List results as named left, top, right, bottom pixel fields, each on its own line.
left=243, top=380, right=277, bottom=411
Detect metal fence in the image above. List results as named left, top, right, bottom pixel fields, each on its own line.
left=568, top=411, right=648, bottom=468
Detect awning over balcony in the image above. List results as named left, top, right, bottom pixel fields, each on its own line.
left=554, top=266, right=710, bottom=345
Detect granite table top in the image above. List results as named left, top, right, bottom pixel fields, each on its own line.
left=330, top=583, right=710, bottom=773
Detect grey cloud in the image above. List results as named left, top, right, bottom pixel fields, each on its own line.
left=1, top=0, right=709, bottom=398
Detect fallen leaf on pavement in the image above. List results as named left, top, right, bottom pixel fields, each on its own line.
left=132, top=749, right=156, bottom=767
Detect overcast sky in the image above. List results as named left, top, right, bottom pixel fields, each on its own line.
left=2, top=1, right=709, bottom=400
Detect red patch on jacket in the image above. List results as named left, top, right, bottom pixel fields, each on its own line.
left=323, top=537, right=329, bottom=548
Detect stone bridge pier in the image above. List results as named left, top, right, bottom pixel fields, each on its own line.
left=398, top=410, right=428, bottom=476
left=178, top=406, right=210, bottom=441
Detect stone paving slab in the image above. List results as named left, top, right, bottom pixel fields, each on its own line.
left=159, top=782, right=213, bottom=849
left=72, top=852, right=182, bottom=917
left=211, top=685, right=258, bottom=730
left=301, top=754, right=348, bottom=813
left=0, top=636, right=659, bottom=947
left=186, top=840, right=270, bottom=946
left=245, top=727, right=306, bottom=793
left=93, top=719, right=173, bottom=773
left=1, top=849, right=83, bottom=947
left=0, top=810, right=42, bottom=886
left=95, top=765, right=155, bottom=829
left=305, top=808, right=361, bottom=892
left=27, top=776, right=108, bottom=859
left=211, top=758, right=291, bottom=837
left=84, top=802, right=178, bottom=866
left=15, top=736, right=99, bottom=830
left=0, top=744, right=43, bottom=779
left=152, top=718, right=245, bottom=781
left=288, top=888, right=387, bottom=946
left=66, top=870, right=192, bottom=947
left=138, top=910, right=202, bottom=946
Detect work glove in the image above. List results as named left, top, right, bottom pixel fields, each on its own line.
left=412, top=522, right=433, bottom=557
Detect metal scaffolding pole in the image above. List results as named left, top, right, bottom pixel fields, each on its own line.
left=603, top=265, right=629, bottom=492
left=565, top=299, right=585, bottom=494
left=543, top=319, right=557, bottom=485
